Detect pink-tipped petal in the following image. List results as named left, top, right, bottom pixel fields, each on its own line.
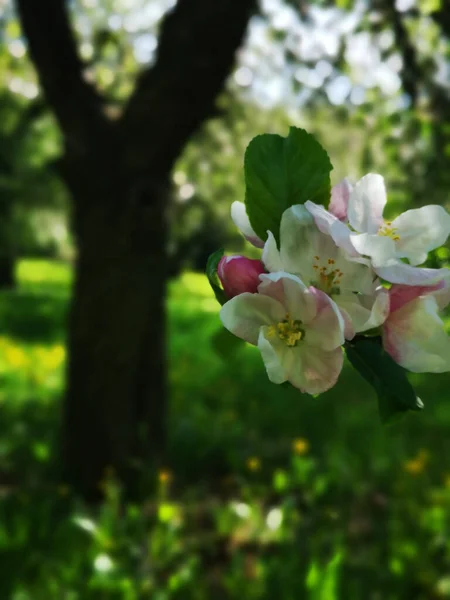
left=336, top=306, right=356, bottom=340
left=258, top=272, right=316, bottom=323
left=329, top=178, right=352, bottom=221
left=388, top=282, right=444, bottom=314
left=220, top=293, right=284, bottom=345
left=288, top=346, right=344, bottom=394
left=383, top=296, right=450, bottom=373
left=304, top=287, right=345, bottom=350
left=231, top=201, right=264, bottom=248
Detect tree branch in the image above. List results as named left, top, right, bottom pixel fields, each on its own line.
left=14, top=0, right=109, bottom=154
left=373, top=0, right=420, bottom=105
left=121, top=0, right=257, bottom=174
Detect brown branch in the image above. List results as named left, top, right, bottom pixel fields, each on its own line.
left=373, top=0, right=420, bottom=105
left=430, top=6, right=450, bottom=40
left=14, top=0, right=109, bottom=154
left=120, top=0, right=257, bottom=175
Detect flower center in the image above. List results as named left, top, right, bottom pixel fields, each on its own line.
left=378, top=221, right=400, bottom=241
left=312, top=256, right=343, bottom=295
left=268, top=314, right=304, bottom=347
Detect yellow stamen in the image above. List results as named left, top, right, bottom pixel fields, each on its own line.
left=378, top=221, right=401, bottom=241
left=270, top=315, right=304, bottom=347
left=311, top=256, right=344, bottom=295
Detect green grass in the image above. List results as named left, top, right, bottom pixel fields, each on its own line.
left=1, top=259, right=450, bottom=599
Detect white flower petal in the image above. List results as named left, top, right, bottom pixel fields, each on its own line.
left=329, top=219, right=359, bottom=256
left=305, top=201, right=355, bottom=255
left=375, top=261, right=450, bottom=286
left=231, top=201, right=264, bottom=248
left=258, top=272, right=316, bottom=323
left=350, top=232, right=396, bottom=266
left=336, top=251, right=374, bottom=295
left=220, top=293, right=284, bottom=345
left=288, top=346, right=344, bottom=394
left=304, top=287, right=345, bottom=350
left=348, top=174, right=386, bottom=234
left=383, top=296, right=450, bottom=373
left=337, top=287, right=389, bottom=333
left=392, top=205, right=450, bottom=265
left=262, top=231, right=282, bottom=272
left=258, top=328, right=291, bottom=384
left=432, top=274, right=450, bottom=310
left=304, top=200, right=340, bottom=236
left=278, top=205, right=318, bottom=281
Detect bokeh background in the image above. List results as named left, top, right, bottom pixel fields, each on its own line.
left=1, top=0, right=450, bottom=598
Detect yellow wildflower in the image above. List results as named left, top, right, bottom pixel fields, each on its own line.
left=246, top=457, right=261, bottom=472
left=158, top=469, right=172, bottom=484
left=404, top=449, right=429, bottom=475
left=292, top=438, right=310, bottom=456
left=5, top=346, right=28, bottom=368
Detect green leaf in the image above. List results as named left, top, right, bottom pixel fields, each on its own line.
left=345, top=337, right=423, bottom=424
left=244, top=127, right=333, bottom=243
left=211, top=327, right=244, bottom=359
left=206, top=249, right=227, bottom=305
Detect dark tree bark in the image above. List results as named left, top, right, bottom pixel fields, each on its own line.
left=0, top=252, right=15, bottom=289
left=15, top=0, right=255, bottom=498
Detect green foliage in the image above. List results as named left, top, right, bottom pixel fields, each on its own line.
left=211, top=326, right=244, bottom=359
left=2, top=260, right=450, bottom=599
left=244, top=127, right=333, bottom=243
left=205, top=248, right=227, bottom=305
left=346, top=337, right=423, bottom=424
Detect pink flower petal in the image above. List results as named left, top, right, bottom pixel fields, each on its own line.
left=220, top=293, right=284, bottom=345
left=288, top=346, right=344, bottom=394
left=388, top=282, right=445, bottom=314
left=329, top=178, right=352, bottom=221
left=383, top=295, right=450, bottom=373
left=258, top=272, right=317, bottom=324
left=304, top=287, right=345, bottom=350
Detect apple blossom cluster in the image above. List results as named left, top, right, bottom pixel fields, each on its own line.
left=212, top=173, right=450, bottom=399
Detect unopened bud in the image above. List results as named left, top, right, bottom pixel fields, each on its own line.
left=218, top=255, right=265, bottom=299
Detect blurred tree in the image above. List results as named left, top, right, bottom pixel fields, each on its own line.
left=0, top=11, right=63, bottom=286
left=15, top=0, right=256, bottom=498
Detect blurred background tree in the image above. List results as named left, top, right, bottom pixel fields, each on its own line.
left=2, top=0, right=449, bottom=497
left=1, top=0, right=450, bottom=596
left=12, top=0, right=257, bottom=498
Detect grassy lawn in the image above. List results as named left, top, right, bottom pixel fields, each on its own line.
left=0, top=259, right=450, bottom=599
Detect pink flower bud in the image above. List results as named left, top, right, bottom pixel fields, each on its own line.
left=218, top=256, right=265, bottom=299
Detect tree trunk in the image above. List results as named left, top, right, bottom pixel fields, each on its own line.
left=0, top=255, right=15, bottom=289
left=15, top=0, right=256, bottom=499
left=63, top=159, right=168, bottom=498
